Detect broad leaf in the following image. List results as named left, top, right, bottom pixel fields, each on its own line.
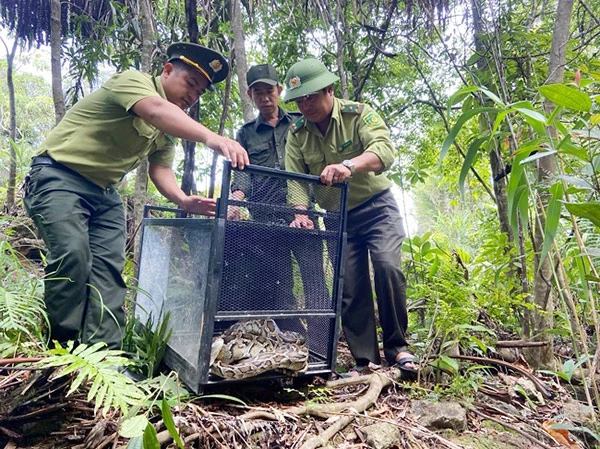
left=143, top=422, right=161, bottom=449
left=120, top=415, right=150, bottom=438
left=538, top=84, right=592, bottom=112
left=564, top=202, right=600, bottom=228
left=429, top=355, right=459, bottom=375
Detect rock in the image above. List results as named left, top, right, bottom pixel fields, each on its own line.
left=361, top=422, right=401, bottom=449
left=563, top=396, right=594, bottom=424
left=410, top=400, right=467, bottom=431
left=475, top=394, right=522, bottom=418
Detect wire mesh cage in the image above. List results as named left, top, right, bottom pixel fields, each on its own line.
left=135, top=162, right=348, bottom=393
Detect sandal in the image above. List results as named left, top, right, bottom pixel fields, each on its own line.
left=393, top=353, right=419, bottom=381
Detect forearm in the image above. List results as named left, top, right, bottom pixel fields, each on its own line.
left=133, top=97, right=218, bottom=148
left=148, top=164, right=187, bottom=207
left=350, top=151, right=384, bottom=174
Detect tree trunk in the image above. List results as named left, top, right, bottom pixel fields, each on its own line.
left=231, top=0, right=254, bottom=123
left=50, top=0, right=65, bottom=123
left=132, top=0, right=154, bottom=260
left=209, top=51, right=234, bottom=199
left=524, top=0, right=574, bottom=369
left=181, top=0, right=200, bottom=198
left=2, top=37, right=18, bottom=213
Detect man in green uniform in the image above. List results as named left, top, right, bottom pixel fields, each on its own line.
left=24, top=43, right=249, bottom=350
left=227, top=64, right=328, bottom=312
left=283, top=58, right=418, bottom=378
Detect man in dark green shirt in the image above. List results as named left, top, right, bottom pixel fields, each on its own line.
left=227, top=64, right=328, bottom=312
left=24, top=43, right=248, bottom=351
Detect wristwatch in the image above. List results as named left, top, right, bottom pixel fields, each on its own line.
left=342, top=159, right=355, bottom=177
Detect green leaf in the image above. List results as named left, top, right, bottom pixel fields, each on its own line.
left=506, top=150, right=531, bottom=237
left=459, top=137, right=487, bottom=196
left=439, top=107, right=499, bottom=165
left=447, top=86, right=479, bottom=108
left=161, top=398, right=184, bottom=449
left=539, top=182, right=563, bottom=264
left=556, top=175, right=593, bottom=190
left=429, top=355, right=459, bottom=375
left=520, top=150, right=557, bottom=165
left=512, top=102, right=547, bottom=135
left=197, top=394, right=248, bottom=406
left=143, top=422, right=161, bottom=449
left=538, top=84, right=592, bottom=112
left=126, top=436, right=144, bottom=449
left=120, top=415, right=150, bottom=438
left=564, top=202, right=600, bottom=228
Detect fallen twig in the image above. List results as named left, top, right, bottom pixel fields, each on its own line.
left=469, top=407, right=557, bottom=449
left=450, top=354, right=554, bottom=399
left=497, top=340, right=549, bottom=348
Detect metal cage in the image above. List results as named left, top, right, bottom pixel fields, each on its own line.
left=135, top=161, right=348, bottom=393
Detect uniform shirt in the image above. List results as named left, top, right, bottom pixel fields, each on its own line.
left=38, top=70, right=175, bottom=188
left=232, top=108, right=302, bottom=223
left=285, top=97, right=394, bottom=211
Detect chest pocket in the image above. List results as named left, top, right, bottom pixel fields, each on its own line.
left=303, top=150, right=327, bottom=174
left=304, top=150, right=325, bottom=165
left=248, top=145, right=272, bottom=166
left=133, top=117, right=160, bottom=156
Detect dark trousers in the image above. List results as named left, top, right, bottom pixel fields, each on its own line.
left=342, top=189, right=408, bottom=366
left=23, top=163, right=127, bottom=350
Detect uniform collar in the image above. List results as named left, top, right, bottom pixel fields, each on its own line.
left=153, top=75, right=168, bottom=99
left=254, top=107, right=291, bottom=130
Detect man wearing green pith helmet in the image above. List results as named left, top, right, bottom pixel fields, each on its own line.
left=24, top=43, right=249, bottom=351
left=283, top=58, right=419, bottom=379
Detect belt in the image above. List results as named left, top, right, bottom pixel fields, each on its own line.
left=32, top=155, right=65, bottom=168
left=31, top=155, right=90, bottom=184
left=31, top=155, right=83, bottom=177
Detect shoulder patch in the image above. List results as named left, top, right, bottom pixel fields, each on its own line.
left=362, top=110, right=383, bottom=127
left=341, top=103, right=364, bottom=114
left=290, top=117, right=306, bottom=133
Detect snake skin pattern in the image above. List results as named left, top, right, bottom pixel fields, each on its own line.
left=209, top=319, right=309, bottom=380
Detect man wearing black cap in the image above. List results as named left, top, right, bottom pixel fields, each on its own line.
left=23, top=43, right=248, bottom=352
left=225, top=64, right=328, bottom=315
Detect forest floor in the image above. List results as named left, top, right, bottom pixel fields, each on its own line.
left=1, top=216, right=597, bottom=448
left=0, top=339, right=596, bottom=449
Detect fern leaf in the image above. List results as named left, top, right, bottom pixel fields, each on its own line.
left=37, top=343, right=146, bottom=416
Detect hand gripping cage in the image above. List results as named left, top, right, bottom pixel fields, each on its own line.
left=135, top=161, right=348, bottom=392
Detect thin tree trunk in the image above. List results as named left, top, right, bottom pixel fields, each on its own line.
left=231, top=0, right=254, bottom=122
left=524, top=0, right=574, bottom=369
left=2, top=37, right=18, bottom=213
left=181, top=0, right=199, bottom=197
left=132, top=0, right=154, bottom=260
left=209, top=50, right=234, bottom=199
left=50, top=0, right=65, bottom=123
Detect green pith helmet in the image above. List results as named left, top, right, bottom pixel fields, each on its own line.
left=283, top=58, right=339, bottom=102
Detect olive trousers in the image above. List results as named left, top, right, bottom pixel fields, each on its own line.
left=24, top=163, right=127, bottom=350
left=341, top=189, right=409, bottom=366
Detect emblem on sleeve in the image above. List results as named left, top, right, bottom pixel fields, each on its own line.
left=363, top=111, right=383, bottom=127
